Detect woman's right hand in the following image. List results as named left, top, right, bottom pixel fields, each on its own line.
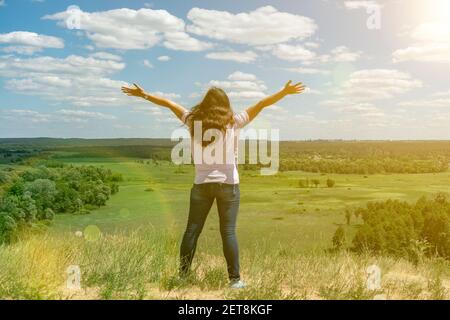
left=121, top=83, right=146, bottom=98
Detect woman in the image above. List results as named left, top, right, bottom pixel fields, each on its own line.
left=122, top=80, right=305, bottom=288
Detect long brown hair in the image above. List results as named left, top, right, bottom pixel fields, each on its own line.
left=186, top=87, right=234, bottom=147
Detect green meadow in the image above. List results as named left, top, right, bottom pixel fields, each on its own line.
left=51, top=155, right=450, bottom=253
left=1, top=146, right=450, bottom=300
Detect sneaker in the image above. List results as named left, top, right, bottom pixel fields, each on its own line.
left=229, top=280, right=246, bottom=289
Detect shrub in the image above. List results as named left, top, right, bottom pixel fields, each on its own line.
left=332, top=226, right=346, bottom=249
left=326, top=178, right=336, bottom=188
left=298, top=179, right=310, bottom=188
left=0, top=164, right=122, bottom=243
left=0, top=212, right=17, bottom=243
left=0, top=171, right=9, bottom=184
left=311, top=179, right=320, bottom=188
left=351, top=194, right=450, bottom=260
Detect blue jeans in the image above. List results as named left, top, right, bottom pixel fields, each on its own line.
left=180, top=183, right=240, bottom=281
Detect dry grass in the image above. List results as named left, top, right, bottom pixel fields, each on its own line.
left=0, top=229, right=448, bottom=300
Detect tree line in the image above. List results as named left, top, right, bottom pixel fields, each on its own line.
left=280, top=157, right=447, bottom=174
left=5, top=140, right=450, bottom=175
left=334, top=194, right=450, bottom=262
left=0, top=162, right=122, bottom=243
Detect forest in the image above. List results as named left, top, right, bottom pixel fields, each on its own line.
left=0, top=162, right=122, bottom=243
left=348, top=194, right=450, bottom=261
left=2, top=139, right=450, bottom=174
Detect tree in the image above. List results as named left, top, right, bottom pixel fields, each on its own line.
left=24, top=179, right=57, bottom=211
left=332, top=226, right=346, bottom=249
left=0, top=171, right=9, bottom=184
left=18, top=192, right=37, bottom=222
left=0, top=163, right=122, bottom=242
left=298, top=179, right=309, bottom=188
left=326, top=178, right=336, bottom=188
left=41, top=208, right=55, bottom=220
left=351, top=195, right=450, bottom=260
left=0, top=212, right=17, bottom=243
left=312, top=179, right=320, bottom=188
left=54, top=183, right=80, bottom=213
left=345, top=209, right=352, bottom=225
left=110, top=183, right=119, bottom=195
left=421, top=211, right=450, bottom=258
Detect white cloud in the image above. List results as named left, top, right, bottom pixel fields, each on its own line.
left=157, top=55, right=171, bottom=61
left=43, top=7, right=212, bottom=51
left=336, top=103, right=382, bottom=115
left=227, top=91, right=266, bottom=100
left=152, top=91, right=181, bottom=100
left=328, top=46, right=362, bottom=62
left=131, top=105, right=163, bottom=117
left=208, top=79, right=266, bottom=92
left=0, top=54, right=124, bottom=77
left=227, top=71, right=257, bottom=81
left=409, top=20, right=450, bottom=43
left=205, top=50, right=257, bottom=63
left=398, top=91, right=450, bottom=108
left=187, top=6, right=317, bottom=46
left=273, top=44, right=361, bottom=64
left=0, top=1, right=5, bottom=7
left=0, top=54, right=129, bottom=107
left=2, top=109, right=51, bottom=123
left=1, top=46, right=42, bottom=55
left=426, top=110, right=450, bottom=127
left=393, top=21, right=450, bottom=63
left=393, top=43, right=450, bottom=63
left=399, top=98, right=450, bottom=108
left=319, top=99, right=388, bottom=131
left=272, top=44, right=316, bottom=62
left=305, top=42, right=320, bottom=49
left=90, top=51, right=122, bottom=61
left=193, top=71, right=267, bottom=102
left=304, top=88, right=322, bottom=95
left=55, top=109, right=117, bottom=121
left=188, top=92, right=202, bottom=99
left=0, top=31, right=64, bottom=54
left=285, top=67, right=330, bottom=75
left=1, top=108, right=117, bottom=124
left=143, top=59, right=153, bottom=68
left=320, top=69, right=421, bottom=127
left=0, top=31, right=63, bottom=47
left=434, top=90, right=450, bottom=97
left=333, top=69, right=422, bottom=101
left=344, top=1, right=380, bottom=10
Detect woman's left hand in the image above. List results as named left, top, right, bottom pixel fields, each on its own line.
left=283, top=81, right=306, bottom=95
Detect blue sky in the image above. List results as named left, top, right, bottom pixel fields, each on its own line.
left=0, top=0, right=449, bottom=139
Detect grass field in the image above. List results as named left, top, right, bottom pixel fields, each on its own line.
left=52, top=155, right=450, bottom=253
left=1, top=153, right=450, bottom=299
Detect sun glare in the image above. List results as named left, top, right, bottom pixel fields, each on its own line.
left=422, top=0, right=450, bottom=20
left=410, top=0, right=450, bottom=42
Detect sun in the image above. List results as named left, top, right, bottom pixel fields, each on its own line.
left=411, top=0, right=450, bottom=42
left=422, top=0, right=450, bottom=20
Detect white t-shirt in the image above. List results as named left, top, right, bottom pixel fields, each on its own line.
left=181, top=110, right=250, bottom=185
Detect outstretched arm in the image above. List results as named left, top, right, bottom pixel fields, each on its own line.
left=246, top=81, right=305, bottom=122
left=121, top=83, right=188, bottom=121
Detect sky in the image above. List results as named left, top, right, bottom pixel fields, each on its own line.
left=0, top=0, right=449, bottom=140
